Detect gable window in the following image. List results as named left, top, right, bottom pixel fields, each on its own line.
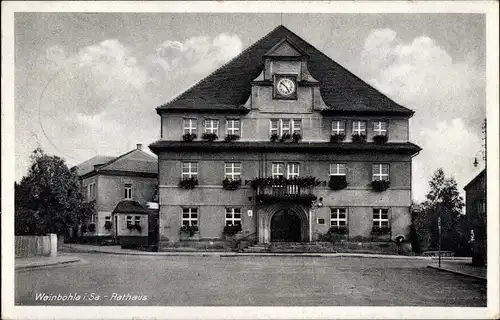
left=226, top=119, right=241, bottom=136
left=272, top=162, right=284, bottom=178
left=373, top=121, right=387, bottom=136
left=372, top=163, right=390, bottom=181
left=124, top=184, right=132, bottom=199
left=134, top=215, right=141, bottom=225
left=204, top=119, right=219, bottom=135
left=225, top=162, right=241, bottom=180
left=373, top=208, right=389, bottom=228
left=183, top=118, right=197, bottom=135
left=182, top=162, right=198, bottom=179
left=87, top=183, right=96, bottom=200
left=330, top=163, right=347, bottom=176
left=332, top=120, right=346, bottom=135
left=225, top=207, right=242, bottom=226
left=352, top=121, right=367, bottom=135
left=182, top=207, right=198, bottom=226
left=126, top=215, right=132, bottom=227
left=287, top=163, right=300, bottom=178
left=330, top=208, right=347, bottom=226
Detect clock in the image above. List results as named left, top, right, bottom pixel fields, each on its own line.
left=274, top=75, right=297, bottom=100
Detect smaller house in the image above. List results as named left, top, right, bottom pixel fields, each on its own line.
left=464, top=169, right=487, bottom=266
left=113, top=200, right=150, bottom=248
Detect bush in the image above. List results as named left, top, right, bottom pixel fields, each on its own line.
left=223, top=224, right=242, bottom=236
left=371, top=180, right=390, bottom=191
left=292, top=132, right=302, bottom=142
left=328, top=176, right=347, bottom=190
left=202, top=132, right=218, bottom=142
left=373, top=135, right=388, bottom=144
left=280, top=133, right=291, bottom=142
left=371, top=226, right=391, bottom=235
left=224, top=134, right=240, bottom=142
left=182, top=133, right=197, bottom=142
left=88, top=223, right=96, bottom=233
left=222, top=178, right=241, bottom=190
left=80, top=224, right=88, bottom=234
left=328, top=225, right=348, bottom=234
left=352, top=134, right=366, bottom=143
left=270, top=133, right=279, bottom=142
left=330, top=133, right=346, bottom=143
left=179, top=177, right=199, bottom=189
left=180, top=225, right=199, bottom=237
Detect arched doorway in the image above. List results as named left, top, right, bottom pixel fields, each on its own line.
left=270, top=209, right=302, bottom=242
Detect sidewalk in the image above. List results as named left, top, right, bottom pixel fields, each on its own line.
left=427, top=259, right=486, bottom=281
left=15, top=255, right=81, bottom=271
left=62, top=243, right=434, bottom=259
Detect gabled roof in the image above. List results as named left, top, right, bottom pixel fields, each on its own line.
left=464, top=169, right=486, bottom=191
left=157, top=25, right=414, bottom=116
left=76, top=146, right=158, bottom=179
left=74, top=155, right=115, bottom=177
left=112, top=200, right=150, bottom=214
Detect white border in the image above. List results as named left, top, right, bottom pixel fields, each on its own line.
left=2, top=1, right=499, bottom=319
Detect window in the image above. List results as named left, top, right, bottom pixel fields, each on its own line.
left=287, top=163, right=300, bottom=178
left=270, top=119, right=280, bottom=136
left=330, top=208, right=347, bottom=226
left=373, top=121, right=387, bottom=136
left=281, top=119, right=291, bottom=136
left=352, top=121, right=367, bottom=135
left=225, top=207, right=242, bottom=226
left=126, top=215, right=132, bottom=227
left=330, top=163, right=347, bottom=176
left=105, top=216, right=111, bottom=222
left=372, top=163, right=390, bottom=181
left=182, top=207, right=198, bottom=226
left=87, top=183, right=96, bottom=200
left=332, top=120, right=346, bottom=135
left=182, top=162, right=198, bottom=179
left=373, top=208, right=389, bottom=228
left=226, top=119, right=241, bottom=136
left=272, top=162, right=284, bottom=178
left=292, top=119, right=302, bottom=134
left=134, top=216, right=141, bottom=225
left=225, top=162, right=241, bottom=180
left=124, top=184, right=132, bottom=199
left=204, top=119, right=219, bottom=135
left=317, top=218, right=325, bottom=225
left=183, top=118, right=197, bottom=135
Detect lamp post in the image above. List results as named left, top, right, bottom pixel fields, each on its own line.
left=309, top=197, right=323, bottom=242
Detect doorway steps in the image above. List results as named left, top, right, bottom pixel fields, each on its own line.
left=241, top=242, right=337, bottom=253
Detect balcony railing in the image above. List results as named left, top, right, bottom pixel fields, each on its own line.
left=246, top=177, right=323, bottom=204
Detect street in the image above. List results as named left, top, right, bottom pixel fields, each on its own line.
left=15, top=253, right=486, bottom=306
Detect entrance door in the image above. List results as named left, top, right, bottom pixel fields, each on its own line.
left=270, top=209, right=302, bottom=242
left=114, top=215, right=118, bottom=237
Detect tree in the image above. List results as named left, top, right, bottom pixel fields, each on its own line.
left=15, top=148, right=95, bottom=235
left=414, top=168, right=470, bottom=255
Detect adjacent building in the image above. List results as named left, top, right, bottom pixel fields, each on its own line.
left=75, top=144, right=159, bottom=246
left=464, top=169, right=486, bottom=266
left=149, top=25, right=421, bottom=251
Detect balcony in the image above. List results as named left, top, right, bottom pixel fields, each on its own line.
left=246, top=177, right=322, bottom=204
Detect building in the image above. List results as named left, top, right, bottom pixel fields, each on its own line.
left=149, top=25, right=421, bottom=251
left=464, top=169, right=486, bottom=266
left=75, top=144, right=159, bottom=246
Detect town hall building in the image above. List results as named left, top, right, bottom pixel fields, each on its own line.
left=149, top=25, right=421, bottom=251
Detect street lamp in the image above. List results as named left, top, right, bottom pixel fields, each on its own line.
left=309, top=197, right=323, bottom=242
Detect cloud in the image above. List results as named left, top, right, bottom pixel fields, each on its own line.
left=360, top=29, right=486, bottom=202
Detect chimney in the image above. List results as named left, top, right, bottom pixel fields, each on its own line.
left=136, top=143, right=143, bottom=150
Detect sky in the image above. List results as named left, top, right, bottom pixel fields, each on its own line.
left=14, top=12, right=486, bottom=202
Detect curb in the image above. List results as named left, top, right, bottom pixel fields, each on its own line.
left=15, top=258, right=81, bottom=271
left=426, top=265, right=486, bottom=281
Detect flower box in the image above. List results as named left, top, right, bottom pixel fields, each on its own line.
left=223, top=224, right=242, bottom=237
left=373, top=135, right=388, bottom=144
left=182, top=133, right=197, bottom=142
left=270, top=133, right=279, bottom=142
left=224, top=134, right=240, bottom=142
left=104, top=221, right=112, bottom=231
left=134, top=224, right=142, bottom=232
left=352, top=133, right=366, bottom=143
left=292, top=132, right=302, bottom=142
left=371, top=180, right=390, bottom=191
left=87, top=223, right=96, bottom=233
left=328, top=226, right=348, bottom=234
left=179, top=177, right=199, bottom=189
left=328, top=176, right=348, bottom=190
left=280, top=133, right=291, bottom=142
left=330, top=133, right=346, bottom=143
left=371, top=226, right=391, bottom=235
left=180, top=225, right=199, bottom=237
left=222, top=178, right=241, bottom=190
left=248, top=176, right=322, bottom=189
left=202, top=132, right=218, bottom=142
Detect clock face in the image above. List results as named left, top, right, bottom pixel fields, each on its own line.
left=276, top=78, right=296, bottom=96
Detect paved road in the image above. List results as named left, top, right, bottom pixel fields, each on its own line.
left=15, top=253, right=486, bottom=306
